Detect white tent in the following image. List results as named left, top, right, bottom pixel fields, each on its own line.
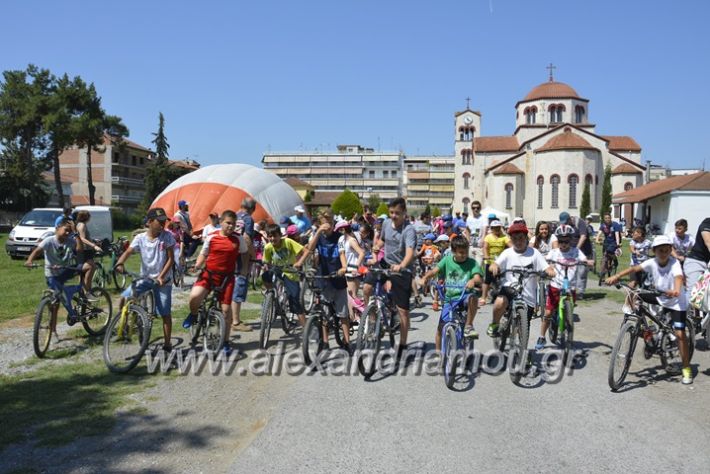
left=480, top=207, right=511, bottom=226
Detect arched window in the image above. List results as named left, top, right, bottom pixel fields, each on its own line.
left=537, top=175, right=544, bottom=209
left=550, top=174, right=560, bottom=208
left=505, top=183, right=514, bottom=209
left=575, top=105, right=585, bottom=123
left=525, top=106, right=537, bottom=125
left=463, top=172, right=471, bottom=190
left=585, top=174, right=593, bottom=186
left=568, top=174, right=579, bottom=208
left=462, top=197, right=470, bottom=210
left=624, top=182, right=633, bottom=191
left=549, top=104, right=565, bottom=123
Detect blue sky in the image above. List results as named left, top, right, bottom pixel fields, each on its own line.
left=2, top=0, right=708, bottom=169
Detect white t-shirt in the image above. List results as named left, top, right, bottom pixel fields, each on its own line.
left=201, top=224, right=221, bottom=240
left=640, top=257, right=687, bottom=311
left=466, top=215, right=487, bottom=246
left=530, top=236, right=552, bottom=257
left=339, top=234, right=362, bottom=268
left=495, top=247, right=549, bottom=306
left=130, top=231, right=176, bottom=280
left=546, top=247, right=587, bottom=289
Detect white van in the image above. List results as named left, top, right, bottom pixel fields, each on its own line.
left=5, top=206, right=113, bottom=259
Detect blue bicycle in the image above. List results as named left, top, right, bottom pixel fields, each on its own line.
left=438, top=284, right=479, bottom=389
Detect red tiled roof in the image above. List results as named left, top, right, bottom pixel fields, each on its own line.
left=612, top=163, right=643, bottom=175
left=602, top=135, right=641, bottom=152
left=104, top=133, right=152, bottom=153
left=284, top=177, right=314, bottom=188
left=169, top=159, right=200, bottom=170
left=474, top=136, right=519, bottom=153
left=536, top=128, right=597, bottom=152
left=523, top=81, right=581, bottom=101
left=306, top=191, right=341, bottom=207
left=613, top=172, right=710, bottom=204
left=493, top=163, right=524, bottom=175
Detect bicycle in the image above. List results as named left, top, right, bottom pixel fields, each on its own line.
left=608, top=283, right=695, bottom=391
left=355, top=267, right=404, bottom=378
left=248, top=259, right=264, bottom=290
left=302, top=273, right=350, bottom=366
left=91, top=238, right=129, bottom=290
left=598, top=248, right=620, bottom=286
left=545, top=261, right=588, bottom=365
left=103, top=270, right=159, bottom=373
left=492, top=267, right=545, bottom=384
left=189, top=269, right=228, bottom=353
left=259, top=265, right=304, bottom=350
left=688, top=306, right=710, bottom=349
left=438, top=284, right=479, bottom=390
left=30, top=264, right=112, bottom=358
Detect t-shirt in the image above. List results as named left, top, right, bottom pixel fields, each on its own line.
left=200, top=231, right=241, bottom=274
left=173, top=210, right=192, bottom=234
left=39, top=235, right=77, bottom=277
left=413, top=221, right=433, bottom=251
left=201, top=224, right=220, bottom=240
left=672, top=233, right=695, bottom=258
left=380, top=219, right=417, bottom=268
left=291, top=214, right=312, bottom=234
left=436, top=255, right=483, bottom=298
left=577, top=220, right=593, bottom=258
left=630, top=238, right=652, bottom=266
left=420, top=244, right=440, bottom=265
left=640, top=257, right=687, bottom=310
left=339, top=234, right=363, bottom=268
left=495, top=247, right=549, bottom=307
left=466, top=215, right=487, bottom=246
left=547, top=247, right=587, bottom=289
left=599, top=221, right=622, bottom=251
left=264, top=237, right=304, bottom=281
left=315, top=231, right=346, bottom=290
left=484, top=233, right=510, bottom=264
left=530, top=236, right=552, bottom=257
left=235, top=211, right=255, bottom=238
left=687, top=217, right=710, bottom=263
left=130, top=231, right=176, bottom=280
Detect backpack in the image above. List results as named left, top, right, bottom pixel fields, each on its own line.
left=690, top=269, right=710, bottom=312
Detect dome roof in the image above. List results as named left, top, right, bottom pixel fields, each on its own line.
left=536, top=128, right=597, bottom=153
left=522, top=81, right=581, bottom=102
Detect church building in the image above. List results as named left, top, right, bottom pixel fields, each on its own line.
left=453, top=70, right=645, bottom=223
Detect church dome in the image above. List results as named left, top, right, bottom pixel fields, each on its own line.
left=523, top=81, right=580, bottom=102
left=536, top=128, right=597, bottom=152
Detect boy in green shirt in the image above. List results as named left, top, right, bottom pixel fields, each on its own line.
left=420, top=235, right=483, bottom=350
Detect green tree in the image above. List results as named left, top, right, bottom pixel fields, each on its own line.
left=579, top=180, right=591, bottom=220
left=375, top=202, right=389, bottom=216
left=142, top=112, right=178, bottom=209
left=431, top=206, right=441, bottom=217
left=367, top=193, right=381, bottom=212
left=152, top=112, right=169, bottom=161
left=332, top=189, right=363, bottom=219
left=424, top=203, right=432, bottom=216
left=601, top=162, right=613, bottom=216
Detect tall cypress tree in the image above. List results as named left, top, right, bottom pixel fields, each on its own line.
left=579, top=180, right=591, bottom=219
left=601, top=162, right=613, bottom=216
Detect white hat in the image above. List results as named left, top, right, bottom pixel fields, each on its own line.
left=435, top=234, right=450, bottom=243
left=651, top=235, right=672, bottom=248
left=294, top=205, right=306, bottom=213
left=378, top=214, right=387, bottom=220
left=489, top=220, right=502, bottom=227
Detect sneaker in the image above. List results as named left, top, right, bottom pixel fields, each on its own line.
left=67, top=313, right=79, bottom=326
left=464, top=325, right=478, bottom=339
left=222, top=342, right=234, bottom=358
left=182, top=313, right=196, bottom=329
left=486, top=323, right=499, bottom=337
left=682, top=367, right=693, bottom=385
left=232, top=322, right=252, bottom=332
left=535, top=337, right=546, bottom=350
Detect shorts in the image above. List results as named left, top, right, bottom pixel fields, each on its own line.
left=121, top=280, right=173, bottom=317
left=78, top=248, right=96, bottom=263
left=322, top=285, right=349, bottom=319
left=632, top=270, right=647, bottom=287
left=195, top=271, right=234, bottom=306
left=667, top=309, right=688, bottom=330
left=232, top=275, right=248, bottom=303
left=439, top=294, right=473, bottom=324
left=496, top=286, right=536, bottom=319
left=46, top=268, right=79, bottom=292
left=363, top=262, right=413, bottom=311
left=484, top=264, right=495, bottom=285
left=545, top=285, right=576, bottom=312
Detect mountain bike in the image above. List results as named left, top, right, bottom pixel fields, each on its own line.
left=493, top=267, right=545, bottom=384
left=546, top=261, right=588, bottom=365
left=355, top=267, right=404, bottom=378
left=248, top=259, right=264, bottom=290
left=598, top=248, right=620, bottom=286
left=608, top=283, right=695, bottom=391
left=259, top=266, right=304, bottom=349
left=103, top=271, right=158, bottom=373
left=302, top=273, right=350, bottom=366
left=688, top=306, right=710, bottom=349
left=29, top=264, right=112, bottom=358
left=91, top=238, right=129, bottom=290
left=189, top=270, right=228, bottom=353
left=438, top=284, right=479, bottom=390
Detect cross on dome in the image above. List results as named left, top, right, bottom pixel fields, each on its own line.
left=546, top=63, right=556, bottom=82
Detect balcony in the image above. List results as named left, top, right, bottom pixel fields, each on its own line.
left=111, top=176, right=144, bottom=187
left=111, top=194, right=142, bottom=204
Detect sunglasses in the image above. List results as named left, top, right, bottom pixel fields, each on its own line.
left=557, top=239, right=571, bottom=245
left=471, top=207, right=480, bottom=210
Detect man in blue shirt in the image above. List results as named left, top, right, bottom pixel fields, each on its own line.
left=291, top=205, right=312, bottom=235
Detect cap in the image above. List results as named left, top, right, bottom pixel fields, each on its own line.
left=147, top=208, right=168, bottom=221
left=507, top=222, right=528, bottom=235
left=586, top=214, right=593, bottom=220
left=334, top=220, right=350, bottom=231
left=351, top=223, right=360, bottom=232
left=435, top=234, right=450, bottom=243
left=489, top=220, right=502, bottom=227
left=424, top=233, right=436, bottom=241
left=443, top=221, right=453, bottom=228
left=487, top=213, right=497, bottom=220
left=294, top=205, right=306, bottom=213
left=286, top=224, right=299, bottom=236
left=178, top=200, right=189, bottom=208
left=442, top=214, right=453, bottom=221
left=559, top=211, right=570, bottom=224
left=378, top=214, right=387, bottom=220
left=651, top=234, right=672, bottom=248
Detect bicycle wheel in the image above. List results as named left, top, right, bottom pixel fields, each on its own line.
left=302, top=311, right=323, bottom=366
left=302, top=280, right=315, bottom=313
left=608, top=319, right=638, bottom=391
left=172, top=264, right=184, bottom=288
left=103, top=304, right=151, bottom=373
left=33, top=297, right=55, bottom=358
left=203, top=307, right=226, bottom=353
left=81, top=287, right=112, bottom=336
left=356, top=303, right=382, bottom=377
left=190, top=308, right=203, bottom=347
left=92, top=263, right=106, bottom=289
left=547, top=315, right=559, bottom=345
left=112, top=268, right=127, bottom=291
left=443, top=324, right=458, bottom=389
left=508, top=307, right=530, bottom=384
left=259, top=292, right=276, bottom=350
left=560, top=299, right=575, bottom=365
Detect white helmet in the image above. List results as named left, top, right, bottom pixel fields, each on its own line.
left=555, top=224, right=575, bottom=237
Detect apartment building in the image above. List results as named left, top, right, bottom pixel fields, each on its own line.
left=403, top=156, right=455, bottom=213
left=262, top=145, right=403, bottom=200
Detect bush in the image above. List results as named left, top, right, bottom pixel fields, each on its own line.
left=111, top=208, right=143, bottom=231
left=375, top=202, right=389, bottom=216
left=431, top=206, right=441, bottom=217
left=331, top=189, right=363, bottom=220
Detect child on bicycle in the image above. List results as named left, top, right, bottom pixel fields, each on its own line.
left=261, top=223, right=307, bottom=327
left=25, top=217, right=88, bottom=325
left=605, top=235, right=693, bottom=385
left=536, top=224, right=592, bottom=350
left=420, top=236, right=483, bottom=349
left=114, top=208, right=175, bottom=352
left=629, top=226, right=652, bottom=288
left=182, top=210, right=241, bottom=356
left=480, top=220, right=512, bottom=306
